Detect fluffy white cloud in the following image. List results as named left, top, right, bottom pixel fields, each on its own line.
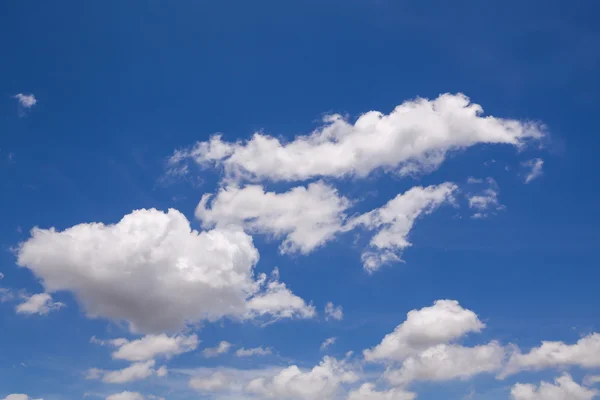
left=501, top=333, right=600, bottom=378
left=321, top=337, right=337, bottom=350
left=523, top=158, right=544, bottom=183
left=350, top=183, right=457, bottom=272
left=246, top=356, right=358, bottom=400
left=511, top=374, right=598, bottom=400
left=196, top=182, right=351, bottom=254
left=364, top=300, right=484, bottom=362
left=189, top=372, right=231, bottom=392
left=15, top=293, right=64, bottom=315
left=17, top=208, right=313, bottom=333
left=346, top=383, right=416, bottom=400
left=325, top=302, right=343, bottom=321
left=13, top=93, right=37, bottom=108
left=111, top=334, right=198, bottom=362
left=384, top=342, right=506, bottom=385
left=202, top=341, right=232, bottom=358
left=105, top=392, right=145, bottom=400
left=236, top=346, right=273, bottom=357
left=170, top=93, right=543, bottom=182
left=2, top=395, right=42, bottom=400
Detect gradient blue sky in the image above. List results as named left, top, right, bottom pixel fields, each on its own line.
left=1, top=1, right=599, bottom=400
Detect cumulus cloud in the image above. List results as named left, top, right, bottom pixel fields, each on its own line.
left=324, top=302, right=343, bottom=321
left=346, top=383, right=416, bottom=400
left=202, top=341, right=232, bottom=358
left=501, top=333, right=600, bottom=378
left=2, top=395, right=42, bottom=400
left=321, top=337, right=337, bottom=350
left=16, top=208, right=313, bottom=333
left=236, top=346, right=273, bottom=357
left=511, top=374, right=598, bottom=400
left=196, top=182, right=351, bottom=254
left=246, top=356, right=358, bottom=400
left=350, top=183, right=457, bottom=272
left=110, top=334, right=198, bottom=361
left=384, top=342, right=506, bottom=385
left=105, top=392, right=145, bottom=400
left=13, top=93, right=37, bottom=109
left=364, top=300, right=484, bottom=362
left=170, top=93, right=543, bottom=182
left=584, top=375, right=600, bottom=386
left=522, top=158, right=544, bottom=183
left=15, top=293, right=64, bottom=315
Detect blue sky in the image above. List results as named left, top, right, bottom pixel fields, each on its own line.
left=1, top=1, right=599, bottom=400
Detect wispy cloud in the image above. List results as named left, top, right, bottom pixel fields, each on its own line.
left=523, top=158, right=544, bottom=183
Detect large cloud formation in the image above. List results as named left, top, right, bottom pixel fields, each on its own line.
left=17, top=208, right=314, bottom=333
left=169, top=93, right=543, bottom=182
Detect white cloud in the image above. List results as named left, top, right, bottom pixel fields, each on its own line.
left=15, top=293, right=64, bottom=315
left=189, top=372, right=232, bottom=392
left=384, top=342, right=506, bottom=385
left=13, top=93, right=37, bottom=109
left=196, top=182, right=351, bottom=254
left=325, top=302, right=344, bottom=321
left=111, top=334, right=198, bottom=362
left=346, top=383, right=416, bottom=400
left=321, top=337, right=337, bottom=350
left=97, top=360, right=161, bottom=384
left=2, top=395, right=42, bottom=400
left=170, top=93, right=543, bottom=182
left=350, top=183, right=457, bottom=272
left=245, top=269, right=316, bottom=320
left=246, top=356, right=358, bottom=400
left=17, top=208, right=313, bottom=333
left=105, top=392, right=145, bottom=400
left=203, top=341, right=233, bottom=358
left=501, top=333, right=600, bottom=378
left=364, top=300, right=484, bottom=362
left=511, top=374, right=598, bottom=400
left=523, top=158, right=544, bottom=183
left=236, top=346, right=273, bottom=357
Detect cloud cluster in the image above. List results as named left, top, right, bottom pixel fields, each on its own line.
left=511, top=374, right=598, bottom=400
left=501, top=333, right=600, bottom=378
left=17, top=208, right=314, bottom=333
left=197, top=181, right=351, bottom=254
left=170, top=93, right=543, bottom=182
left=246, top=356, right=358, bottom=399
